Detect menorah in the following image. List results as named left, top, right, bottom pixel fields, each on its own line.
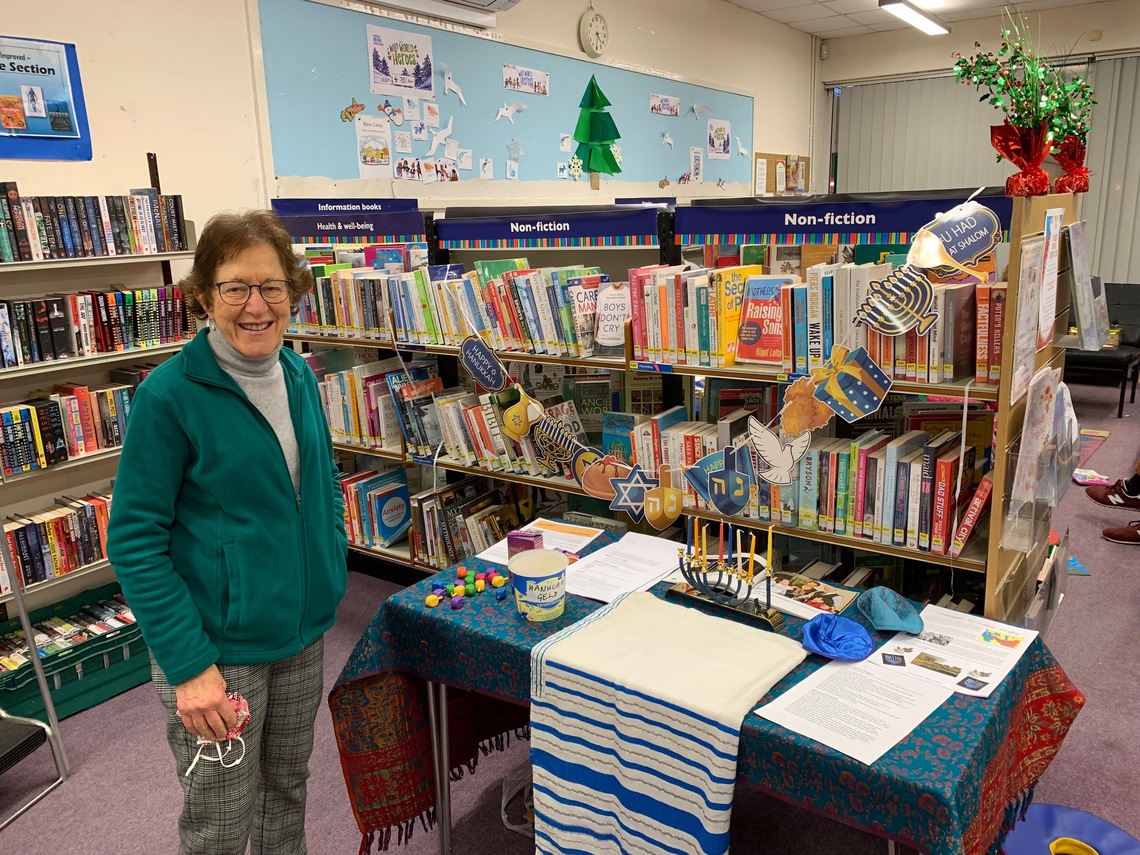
left=667, top=520, right=785, bottom=632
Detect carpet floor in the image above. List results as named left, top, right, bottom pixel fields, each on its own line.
left=0, top=380, right=1136, bottom=853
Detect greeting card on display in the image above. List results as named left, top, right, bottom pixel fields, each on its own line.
left=1010, top=366, right=1061, bottom=507
left=444, top=138, right=459, bottom=160
left=458, top=149, right=472, bottom=170
left=1038, top=209, right=1064, bottom=350
left=394, top=131, right=412, bottom=153
left=707, top=119, right=731, bottom=160
left=479, top=158, right=494, bottom=179
left=650, top=93, right=680, bottom=116
left=1009, top=237, right=1043, bottom=405
left=404, top=96, right=420, bottom=122
left=423, top=101, right=440, bottom=128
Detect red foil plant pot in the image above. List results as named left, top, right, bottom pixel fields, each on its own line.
left=991, top=121, right=1050, bottom=196
left=1053, top=134, right=1090, bottom=193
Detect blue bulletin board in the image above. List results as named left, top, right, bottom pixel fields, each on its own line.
left=257, top=0, right=754, bottom=186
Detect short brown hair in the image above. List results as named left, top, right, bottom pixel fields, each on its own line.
left=180, top=210, right=313, bottom=318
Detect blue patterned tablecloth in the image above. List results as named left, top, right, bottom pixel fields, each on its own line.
left=335, top=537, right=1082, bottom=855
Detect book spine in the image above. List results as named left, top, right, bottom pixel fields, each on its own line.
left=821, top=273, right=834, bottom=363
left=892, top=459, right=909, bottom=546
left=20, top=199, right=44, bottom=261
left=949, top=475, right=993, bottom=557
left=931, top=455, right=955, bottom=555
left=696, top=283, right=710, bottom=368
left=975, top=284, right=991, bottom=384
left=906, top=457, right=923, bottom=550
left=82, top=197, right=106, bottom=257
left=0, top=193, right=17, bottom=262
left=918, top=446, right=939, bottom=551
left=96, top=196, right=117, bottom=255
left=52, top=197, right=76, bottom=258
left=64, top=196, right=88, bottom=256
left=989, top=285, right=1007, bottom=384
left=1, top=184, right=33, bottom=260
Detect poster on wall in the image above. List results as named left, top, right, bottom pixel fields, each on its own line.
left=355, top=114, right=392, bottom=179
left=650, top=94, right=680, bottom=117
left=707, top=119, right=731, bottom=160
left=503, top=63, right=549, bottom=96
left=368, top=25, right=435, bottom=100
left=690, top=147, right=704, bottom=182
left=0, top=36, right=79, bottom=138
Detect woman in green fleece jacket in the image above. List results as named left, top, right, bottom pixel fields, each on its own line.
left=107, top=210, right=347, bottom=855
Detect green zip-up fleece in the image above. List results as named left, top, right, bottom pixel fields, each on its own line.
left=106, top=329, right=347, bottom=687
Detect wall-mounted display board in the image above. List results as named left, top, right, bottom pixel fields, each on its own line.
left=257, top=0, right=754, bottom=187
left=753, top=152, right=810, bottom=196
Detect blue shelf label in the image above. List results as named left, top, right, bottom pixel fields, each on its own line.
left=676, top=194, right=1013, bottom=243
left=630, top=361, right=674, bottom=373
left=271, top=198, right=420, bottom=216
left=437, top=208, right=659, bottom=247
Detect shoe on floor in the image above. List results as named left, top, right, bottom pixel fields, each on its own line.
left=1102, top=520, right=1140, bottom=545
left=1085, top=480, right=1140, bottom=510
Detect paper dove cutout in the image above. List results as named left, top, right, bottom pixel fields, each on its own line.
left=443, top=69, right=466, bottom=105
left=735, top=136, right=748, bottom=157
left=662, top=132, right=674, bottom=150
left=495, top=102, right=527, bottom=123
left=425, top=116, right=453, bottom=157
left=747, top=417, right=810, bottom=485
left=690, top=104, right=713, bottom=118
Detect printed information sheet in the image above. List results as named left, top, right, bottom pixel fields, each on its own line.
left=871, top=605, right=1038, bottom=698
left=563, top=533, right=680, bottom=602
left=756, top=659, right=952, bottom=766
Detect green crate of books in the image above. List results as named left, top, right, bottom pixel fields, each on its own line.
left=0, top=583, right=150, bottom=721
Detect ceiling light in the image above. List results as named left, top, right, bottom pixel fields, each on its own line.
left=878, top=0, right=950, bottom=35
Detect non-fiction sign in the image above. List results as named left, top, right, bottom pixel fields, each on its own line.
left=675, top=193, right=1013, bottom=244
left=436, top=208, right=659, bottom=248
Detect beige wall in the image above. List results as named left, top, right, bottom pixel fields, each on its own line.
left=3, top=0, right=265, bottom=234
left=821, top=0, right=1140, bottom=84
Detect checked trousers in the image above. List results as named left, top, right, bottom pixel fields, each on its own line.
left=152, top=637, right=325, bottom=855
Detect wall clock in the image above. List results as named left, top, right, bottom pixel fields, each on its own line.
left=579, top=9, right=609, bottom=58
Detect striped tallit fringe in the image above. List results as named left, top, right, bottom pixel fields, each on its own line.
left=990, top=784, right=1036, bottom=855
left=360, top=727, right=531, bottom=852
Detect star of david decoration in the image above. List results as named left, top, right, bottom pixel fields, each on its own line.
left=608, top=463, right=658, bottom=524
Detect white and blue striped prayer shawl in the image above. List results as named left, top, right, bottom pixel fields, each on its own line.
left=530, top=592, right=807, bottom=855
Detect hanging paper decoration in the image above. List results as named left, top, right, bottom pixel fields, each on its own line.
left=609, top=464, right=657, bottom=524
left=683, top=446, right=756, bottom=516
left=779, top=376, right=835, bottom=436
left=854, top=265, right=937, bottom=336
left=573, top=75, right=621, bottom=188
left=530, top=415, right=584, bottom=473
left=567, top=154, right=583, bottom=181
left=811, top=345, right=893, bottom=423
left=746, top=419, right=810, bottom=486
left=459, top=335, right=509, bottom=392
left=907, top=201, right=1001, bottom=278
left=500, top=386, right=546, bottom=443
left=579, top=455, right=631, bottom=500
left=643, top=463, right=684, bottom=530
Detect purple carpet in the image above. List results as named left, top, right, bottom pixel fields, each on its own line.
left=0, top=380, right=1135, bottom=853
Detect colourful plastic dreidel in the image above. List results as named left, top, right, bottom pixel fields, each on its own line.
left=465, top=584, right=476, bottom=597
left=456, top=566, right=468, bottom=580
left=450, top=595, right=465, bottom=610
left=475, top=579, right=486, bottom=593
left=495, top=586, right=509, bottom=601
left=476, top=572, right=487, bottom=582
left=453, top=586, right=465, bottom=598
left=425, top=594, right=441, bottom=608
left=491, top=575, right=507, bottom=588
left=445, top=583, right=455, bottom=595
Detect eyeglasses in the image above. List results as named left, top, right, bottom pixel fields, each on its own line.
left=214, top=279, right=292, bottom=306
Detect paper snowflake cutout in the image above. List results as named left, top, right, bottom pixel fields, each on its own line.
left=568, top=155, right=583, bottom=180
left=507, top=138, right=525, bottom=160
left=609, top=144, right=622, bottom=165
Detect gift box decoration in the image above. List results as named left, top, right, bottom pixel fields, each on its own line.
left=812, top=345, right=892, bottom=423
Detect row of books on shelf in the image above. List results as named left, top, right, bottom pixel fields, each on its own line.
left=0, top=595, right=134, bottom=675
left=0, top=489, right=112, bottom=596
left=1, top=182, right=190, bottom=263
left=339, top=465, right=413, bottom=551
left=409, top=476, right=534, bottom=570
left=0, top=287, right=190, bottom=368
left=0, top=372, right=149, bottom=477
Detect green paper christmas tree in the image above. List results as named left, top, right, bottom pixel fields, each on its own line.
left=573, top=76, right=621, bottom=184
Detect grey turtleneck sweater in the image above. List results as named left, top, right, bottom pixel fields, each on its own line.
left=207, top=330, right=301, bottom=492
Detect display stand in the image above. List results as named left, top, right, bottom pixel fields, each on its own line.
left=988, top=194, right=1079, bottom=621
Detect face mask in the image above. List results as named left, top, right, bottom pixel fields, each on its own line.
left=185, top=692, right=251, bottom=778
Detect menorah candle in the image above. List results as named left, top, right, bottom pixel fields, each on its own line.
left=719, top=522, right=724, bottom=562
left=702, top=526, right=708, bottom=570
left=748, top=534, right=756, bottom=578
left=686, top=517, right=692, bottom=555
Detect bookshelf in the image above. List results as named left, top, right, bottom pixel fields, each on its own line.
left=0, top=247, right=194, bottom=614
left=300, top=193, right=1071, bottom=620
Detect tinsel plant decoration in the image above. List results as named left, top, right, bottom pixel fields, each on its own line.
left=1049, top=69, right=1095, bottom=193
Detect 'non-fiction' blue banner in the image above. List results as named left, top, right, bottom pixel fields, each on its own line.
left=437, top=207, right=659, bottom=249
left=676, top=193, right=1014, bottom=245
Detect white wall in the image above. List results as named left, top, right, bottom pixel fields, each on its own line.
left=270, top=0, right=818, bottom=205
left=820, top=0, right=1140, bottom=84
left=3, top=0, right=265, bottom=235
